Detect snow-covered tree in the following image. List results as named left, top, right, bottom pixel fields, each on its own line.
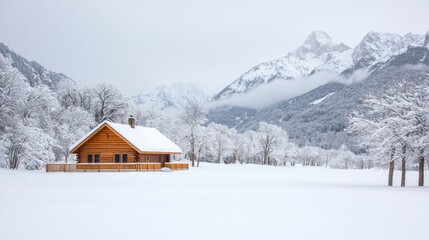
left=241, top=130, right=260, bottom=164
left=0, top=60, right=28, bottom=132
left=206, top=123, right=232, bottom=164
left=297, top=146, right=321, bottom=167
left=257, top=122, right=288, bottom=165
left=229, top=129, right=246, bottom=164
left=180, top=103, right=206, bottom=167
left=55, top=80, right=93, bottom=111
left=52, top=107, right=95, bottom=163
left=348, top=81, right=429, bottom=186
left=92, top=82, right=129, bottom=123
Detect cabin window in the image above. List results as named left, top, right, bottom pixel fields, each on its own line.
left=122, top=154, right=128, bottom=163
left=87, top=154, right=93, bottom=163
left=114, top=154, right=120, bottom=163
left=94, top=154, right=100, bottom=163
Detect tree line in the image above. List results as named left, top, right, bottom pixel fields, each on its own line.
left=1, top=58, right=427, bottom=188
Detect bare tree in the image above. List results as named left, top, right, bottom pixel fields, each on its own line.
left=257, top=122, right=286, bottom=165
left=180, top=103, right=206, bottom=167
left=207, top=123, right=231, bottom=164
left=93, top=83, right=129, bottom=123
left=2, top=131, right=27, bottom=169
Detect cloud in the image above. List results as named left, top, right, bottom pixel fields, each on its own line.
left=209, top=71, right=344, bottom=109
left=346, top=68, right=370, bottom=84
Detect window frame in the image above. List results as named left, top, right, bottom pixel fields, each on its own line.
left=94, top=154, right=100, bottom=163
left=114, top=153, right=120, bottom=163
left=87, top=154, right=93, bottom=163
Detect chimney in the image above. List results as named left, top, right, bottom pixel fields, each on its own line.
left=128, top=115, right=136, bottom=128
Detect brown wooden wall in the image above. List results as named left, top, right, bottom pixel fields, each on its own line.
left=76, top=126, right=138, bottom=163
left=137, top=154, right=169, bottom=163
left=75, top=125, right=171, bottom=164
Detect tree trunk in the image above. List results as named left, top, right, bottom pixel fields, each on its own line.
left=401, top=157, right=406, bottom=187
left=401, top=145, right=406, bottom=187
left=190, top=132, right=195, bottom=167
left=418, top=155, right=424, bottom=186
left=388, top=160, right=394, bottom=187
left=262, top=151, right=268, bottom=165
left=190, top=153, right=195, bottom=167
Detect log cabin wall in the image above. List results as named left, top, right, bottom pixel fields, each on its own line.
left=76, top=126, right=138, bottom=163
left=137, top=154, right=169, bottom=163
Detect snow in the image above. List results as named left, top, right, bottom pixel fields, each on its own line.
left=213, top=31, right=425, bottom=101
left=310, top=92, right=336, bottom=105
left=70, top=121, right=182, bottom=153
left=1, top=164, right=428, bottom=240
left=213, top=31, right=353, bottom=100
left=352, top=32, right=425, bottom=66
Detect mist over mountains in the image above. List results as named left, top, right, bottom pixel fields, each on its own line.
left=207, top=31, right=429, bottom=149
left=1, top=30, right=428, bottom=151
left=80, top=30, right=429, bottom=149
left=212, top=31, right=425, bottom=101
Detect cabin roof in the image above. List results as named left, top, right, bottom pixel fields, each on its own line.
left=69, top=121, right=182, bottom=154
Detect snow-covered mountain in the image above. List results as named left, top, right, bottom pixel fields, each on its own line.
left=0, top=42, right=72, bottom=87
left=343, top=32, right=424, bottom=75
left=213, top=31, right=425, bottom=100
left=213, top=31, right=353, bottom=100
left=132, top=82, right=210, bottom=111
left=208, top=45, right=429, bottom=150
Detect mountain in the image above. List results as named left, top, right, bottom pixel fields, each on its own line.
left=342, top=32, right=424, bottom=75
left=213, top=31, right=425, bottom=101
left=212, top=31, right=353, bottom=100
left=0, top=42, right=72, bottom=87
left=425, top=31, right=429, bottom=47
left=209, top=46, right=429, bottom=150
left=132, top=82, right=210, bottom=112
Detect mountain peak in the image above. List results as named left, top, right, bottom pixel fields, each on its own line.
left=304, top=31, right=333, bottom=47
left=294, top=31, right=339, bottom=57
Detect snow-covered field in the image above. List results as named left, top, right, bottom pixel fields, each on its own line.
left=1, top=164, right=428, bottom=240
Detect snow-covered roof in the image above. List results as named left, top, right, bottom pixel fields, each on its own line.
left=69, top=121, right=182, bottom=154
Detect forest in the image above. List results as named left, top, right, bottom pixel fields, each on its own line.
left=0, top=55, right=428, bottom=186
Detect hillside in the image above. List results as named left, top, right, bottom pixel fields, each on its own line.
left=0, top=42, right=72, bottom=87
left=208, top=45, right=429, bottom=150
left=213, top=31, right=425, bottom=101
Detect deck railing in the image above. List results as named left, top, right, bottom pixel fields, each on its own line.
left=46, top=162, right=189, bottom=172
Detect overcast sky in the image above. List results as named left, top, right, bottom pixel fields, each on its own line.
left=1, top=0, right=428, bottom=95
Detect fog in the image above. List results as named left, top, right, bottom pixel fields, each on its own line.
left=208, top=61, right=429, bottom=110
left=209, top=71, right=361, bottom=109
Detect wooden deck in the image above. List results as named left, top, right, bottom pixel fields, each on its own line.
left=46, top=162, right=189, bottom=172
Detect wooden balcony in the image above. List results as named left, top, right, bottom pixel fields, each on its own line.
left=45, top=162, right=189, bottom=172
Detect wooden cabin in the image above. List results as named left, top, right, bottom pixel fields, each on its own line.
left=68, top=117, right=182, bottom=167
